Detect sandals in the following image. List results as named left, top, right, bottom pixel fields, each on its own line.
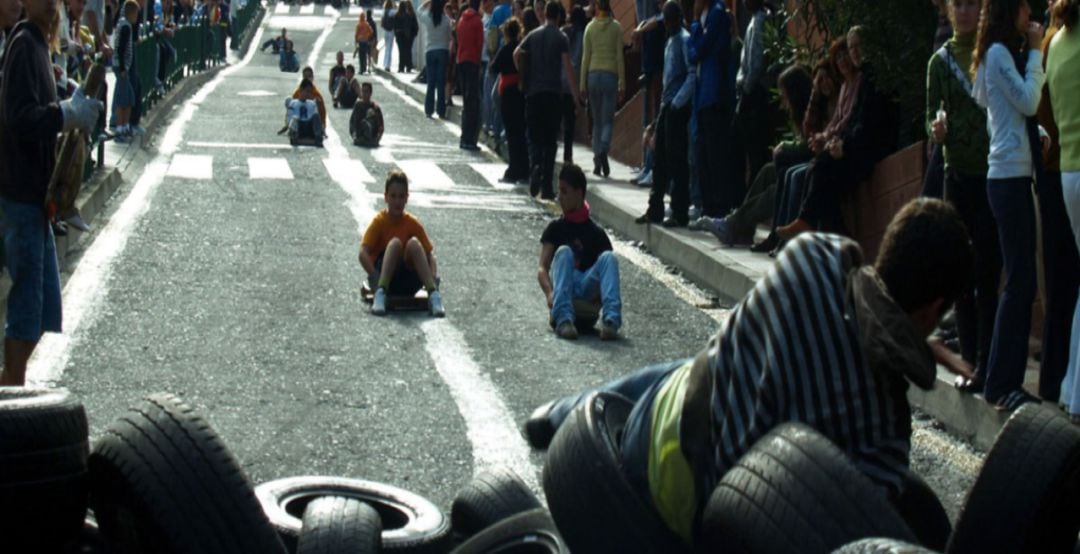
left=991, top=389, right=1041, bottom=412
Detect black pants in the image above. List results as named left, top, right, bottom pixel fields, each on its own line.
left=799, top=153, right=874, bottom=233
left=458, top=62, right=481, bottom=147
left=396, top=34, right=413, bottom=71
left=526, top=92, right=562, bottom=196
left=921, top=143, right=945, bottom=198
left=501, top=85, right=529, bottom=180
left=945, top=169, right=1001, bottom=379
left=357, top=42, right=370, bottom=73
left=648, top=103, right=690, bottom=221
left=731, top=87, right=771, bottom=195
left=696, top=102, right=737, bottom=217
left=562, top=92, right=576, bottom=161
left=130, top=63, right=143, bottom=127
left=1037, top=171, right=1080, bottom=399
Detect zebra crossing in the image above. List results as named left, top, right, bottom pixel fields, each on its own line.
left=270, top=2, right=374, bottom=16
left=161, top=148, right=534, bottom=213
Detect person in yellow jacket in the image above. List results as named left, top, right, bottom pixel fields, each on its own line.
left=355, top=12, right=374, bottom=74
left=579, top=0, right=624, bottom=178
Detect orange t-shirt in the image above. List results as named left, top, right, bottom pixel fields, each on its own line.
left=361, top=210, right=434, bottom=257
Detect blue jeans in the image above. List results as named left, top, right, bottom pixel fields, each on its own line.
left=550, top=245, right=622, bottom=329
left=587, top=71, right=618, bottom=156
left=984, top=178, right=1037, bottom=401
left=1059, top=171, right=1080, bottom=415
left=425, top=48, right=450, bottom=118
left=1, top=199, right=62, bottom=341
left=774, top=163, right=810, bottom=229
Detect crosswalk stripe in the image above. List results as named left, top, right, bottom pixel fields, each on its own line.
left=324, top=158, right=375, bottom=185
left=274, top=2, right=289, bottom=14
left=396, top=160, right=455, bottom=191
left=299, top=3, right=315, bottom=14
left=249, top=157, right=294, bottom=179
left=468, top=163, right=517, bottom=192
left=167, top=154, right=213, bottom=180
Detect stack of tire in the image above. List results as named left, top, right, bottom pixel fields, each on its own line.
left=540, top=392, right=1080, bottom=554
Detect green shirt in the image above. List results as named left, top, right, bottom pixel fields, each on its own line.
left=1048, top=27, right=1080, bottom=172
left=580, top=15, right=625, bottom=91
left=926, top=32, right=989, bottom=177
left=647, top=360, right=696, bottom=544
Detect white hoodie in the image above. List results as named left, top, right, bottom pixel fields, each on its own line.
left=972, top=43, right=1045, bottom=179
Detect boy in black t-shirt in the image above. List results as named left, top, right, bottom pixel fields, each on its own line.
left=538, top=164, right=622, bottom=340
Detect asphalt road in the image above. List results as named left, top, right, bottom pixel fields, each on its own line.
left=31, top=5, right=980, bottom=524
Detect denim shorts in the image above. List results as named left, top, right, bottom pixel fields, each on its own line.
left=113, top=69, right=135, bottom=108
left=1, top=199, right=62, bottom=341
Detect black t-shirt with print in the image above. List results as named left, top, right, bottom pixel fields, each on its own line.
left=540, top=217, right=613, bottom=271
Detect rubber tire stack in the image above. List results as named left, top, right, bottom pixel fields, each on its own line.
left=0, top=388, right=90, bottom=552
left=832, top=537, right=938, bottom=554
left=297, top=496, right=382, bottom=554
left=88, top=393, right=287, bottom=554
left=450, top=468, right=542, bottom=539
left=700, top=423, right=917, bottom=553
left=947, top=403, right=1080, bottom=554
left=451, top=508, right=568, bottom=553
left=542, top=392, right=689, bottom=553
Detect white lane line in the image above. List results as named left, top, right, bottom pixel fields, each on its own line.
left=274, top=2, right=289, bottom=14
left=248, top=157, right=294, bottom=179
left=237, top=90, right=277, bottom=97
left=167, top=154, right=214, bottom=179
left=421, top=320, right=540, bottom=490
left=395, top=160, right=455, bottom=190
left=266, top=15, right=335, bottom=30
left=26, top=26, right=270, bottom=385
left=188, top=140, right=291, bottom=149
left=299, top=3, right=315, bottom=14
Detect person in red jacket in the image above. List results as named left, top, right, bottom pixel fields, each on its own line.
left=456, top=0, right=484, bottom=150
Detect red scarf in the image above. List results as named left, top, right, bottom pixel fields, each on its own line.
left=564, top=201, right=590, bottom=223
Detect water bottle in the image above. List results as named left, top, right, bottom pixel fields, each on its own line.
left=936, top=100, right=948, bottom=133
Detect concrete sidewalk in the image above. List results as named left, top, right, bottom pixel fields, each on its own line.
left=373, top=64, right=1035, bottom=451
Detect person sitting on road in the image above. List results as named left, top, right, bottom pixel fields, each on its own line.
left=537, top=164, right=622, bottom=341
left=283, top=79, right=324, bottom=145
left=261, top=27, right=287, bottom=53
left=358, top=169, right=445, bottom=317
left=292, top=66, right=327, bottom=134
left=279, top=38, right=300, bottom=72
left=349, top=82, right=385, bottom=147
left=524, top=198, right=978, bottom=551
left=334, top=64, right=360, bottom=108
left=329, top=50, right=347, bottom=93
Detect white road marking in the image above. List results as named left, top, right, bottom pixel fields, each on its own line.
left=323, top=158, right=374, bottom=185
left=26, top=26, right=270, bottom=385
left=274, top=2, right=289, bottom=14
left=266, top=15, right=335, bottom=30
left=238, top=90, right=277, bottom=96
left=395, top=160, right=455, bottom=190
left=421, top=320, right=540, bottom=490
left=372, top=147, right=394, bottom=164
left=468, top=163, right=517, bottom=191
left=166, top=154, right=214, bottom=180
left=249, top=157, right=294, bottom=179
left=188, top=141, right=292, bottom=150
left=299, top=3, right=315, bottom=14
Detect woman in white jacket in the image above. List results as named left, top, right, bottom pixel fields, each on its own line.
left=971, top=0, right=1045, bottom=411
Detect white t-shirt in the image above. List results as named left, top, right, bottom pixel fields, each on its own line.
left=418, top=7, right=452, bottom=52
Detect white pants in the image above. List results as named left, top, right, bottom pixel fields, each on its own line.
left=1058, top=171, right=1080, bottom=417
left=382, top=30, right=394, bottom=69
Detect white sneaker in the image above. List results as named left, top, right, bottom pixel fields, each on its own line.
left=371, top=287, right=387, bottom=315
left=688, top=216, right=714, bottom=231
left=636, top=170, right=653, bottom=186
left=689, top=206, right=702, bottom=221
left=428, top=290, right=445, bottom=317
left=65, top=213, right=91, bottom=232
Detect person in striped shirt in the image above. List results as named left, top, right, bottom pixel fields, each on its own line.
left=525, top=197, right=975, bottom=550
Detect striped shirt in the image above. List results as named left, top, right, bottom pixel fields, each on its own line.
left=653, top=234, right=932, bottom=540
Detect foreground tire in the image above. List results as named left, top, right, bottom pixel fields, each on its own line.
left=0, top=387, right=89, bottom=552
left=450, top=468, right=542, bottom=539
left=947, top=404, right=1080, bottom=554
left=700, top=424, right=916, bottom=553
left=450, top=508, right=568, bottom=554
left=543, top=392, right=688, bottom=553
left=256, top=476, right=451, bottom=554
left=297, top=496, right=382, bottom=554
left=832, top=537, right=938, bottom=554
left=88, top=393, right=286, bottom=554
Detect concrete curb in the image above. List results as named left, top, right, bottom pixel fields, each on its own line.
left=379, top=64, right=1016, bottom=452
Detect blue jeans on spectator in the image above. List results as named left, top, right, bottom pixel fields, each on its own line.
left=587, top=71, right=618, bottom=158
left=550, top=245, right=622, bottom=329
left=689, top=112, right=700, bottom=211
left=773, top=163, right=810, bottom=229
left=425, top=48, right=450, bottom=118
left=984, top=177, right=1037, bottom=402
left=1, top=199, right=62, bottom=341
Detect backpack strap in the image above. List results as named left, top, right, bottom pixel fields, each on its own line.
left=937, top=44, right=973, bottom=97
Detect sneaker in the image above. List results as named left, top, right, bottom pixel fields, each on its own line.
left=66, top=213, right=91, bottom=232
left=688, top=206, right=702, bottom=221
left=710, top=216, right=734, bottom=244
left=636, top=170, right=653, bottom=187
left=750, top=232, right=780, bottom=254
left=599, top=320, right=619, bottom=341
left=555, top=321, right=578, bottom=340
left=688, top=216, right=713, bottom=231
left=371, top=287, right=387, bottom=315
left=428, top=290, right=445, bottom=317
left=114, top=133, right=132, bottom=144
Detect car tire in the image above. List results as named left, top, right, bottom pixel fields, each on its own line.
left=88, top=393, right=287, bottom=554
left=832, top=537, right=938, bottom=553
left=542, top=392, right=689, bottom=554
left=0, top=387, right=90, bottom=552
left=450, top=508, right=568, bottom=554
left=297, top=496, right=382, bottom=554
left=256, top=476, right=451, bottom=554
left=450, top=468, right=541, bottom=539
left=699, top=423, right=916, bottom=554
left=947, top=404, right=1080, bottom=554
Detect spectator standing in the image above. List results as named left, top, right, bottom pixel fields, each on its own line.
left=110, top=0, right=138, bottom=141
left=394, top=0, right=417, bottom=72
left=0, top=0, right=19, bottom=57
left=330, top=50, right=346, bottom=92
left=456, top=0, right=483, bottom=149
left=578, top=0, right=623, bottom=178
left=688, top=0, right=736, bottom=218
left=922, top=0, right=956, bottom=199
left=1052, top=0, right=1080, bottom=422
left=80, top=0, right=113, bottom=64
left=492, top=16, right=527, bottom=182
left=418, top=0, right=451, bottom=116
left=1, top=0, right=102, bottom=385
left=515, top=0, right=579, bottom=199
left=367, top=9, right=378, bottom=69
left=560, top=5, right=585, bottom=164
left=355, top=12, right=373, bottom=73
left=485, top=0, right=510, bottom=141
left=926, top=0, right=999, bottom=394
left=381, top=0, right=396, bottom=70
left=635, top=0, right=694, bottom=226
left=730, top=0, right=769, bottom=197
left=971, top=0, right=1046, bottom=411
